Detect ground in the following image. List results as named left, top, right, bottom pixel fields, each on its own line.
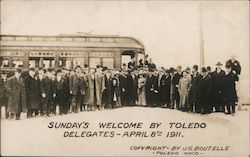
left=1, top=106, right=249, bottom=156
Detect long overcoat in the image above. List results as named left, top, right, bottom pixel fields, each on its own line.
left=25, top=76, right=41, bottom=110
left=7, top=76, right=26, bottom=113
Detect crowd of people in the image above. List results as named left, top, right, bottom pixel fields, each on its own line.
left=0, top=55, right=241, bottom=120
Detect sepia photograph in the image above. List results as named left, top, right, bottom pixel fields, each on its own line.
left=0, top=0, right=249, bottom=156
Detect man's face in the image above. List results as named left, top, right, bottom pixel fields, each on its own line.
left=46, top=72, right=52, bottom=78
left=192, top=68, right=197, bottom=74
left=225, top=67, right=231, bottom=73
left=134, top=70, right=139, bottom=76
left=177, top=67, right=182, bottom=72
left=97, top=68, right=102, bottom=73
left=1, top=74, right=7, bottom=78
left=106, top=72, right=111, bottom=78
left=231, top=56, right=236, bottom=62
left=15, top=72, right=21, bottom=77
left=201, top=71, right=207, bottom=77
left=90, top=68, right=95, bottom=74
left=57, top=72, right=63, bottom=78
left=183, top=71, right=187, bottom=77
left=76, top=68, right=81, bottom=73
left=149, top=71, right=153, bottom=76
left=216, top=65, right=222, bottom=70
left=29, top=70, right=35, bottom=77
left=38, top=70, right=44, bottom=75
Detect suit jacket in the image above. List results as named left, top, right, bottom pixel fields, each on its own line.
left=210, top=70, right=226, bottom=104
left=172, top=72, right=181, bottom=96
left=69, top=74, right=85, bottom=96
left=145, top=75, right=158, bottom=95
left=189, top=72, right=202, bottom=102
left=55, top=77, right=66, bottom=91
left=41, top=77, right=56, bottom=96
left=25, top=75, right=41, bottom=109
left=158, top=74, right=171, bottom=102
left=119, top=75, right=128, bottom=93
left=102, top=75, right=113, bottom=105
left=223, top=72, right=238, bottom=103
left=197, top=74, right=212, bottom=104
left=127, top=74, right=138, bottom=101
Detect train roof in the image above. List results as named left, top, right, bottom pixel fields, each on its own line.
left=0, top=34, right=145, bottom=52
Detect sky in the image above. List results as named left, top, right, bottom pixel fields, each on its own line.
left=1, top=0, right=249, bottom=102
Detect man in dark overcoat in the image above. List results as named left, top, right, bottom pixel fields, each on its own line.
left=189, top=65, right=202, bottom=112
left=126, top=70, right=138, bottom=106
left=145, top=69, right=158, bottom=107
left=40, top=68, right=56, bottom=116
left=102, top=70, right=113, bottom=109
left=196, top=67, right=213, bottom=114
left=210, top=62, right=226, bottom=112
left=172, top=66, right=182, bottom=109
left=69, top=66, right=85, bottom=113
left=118, top=70, right=129, bottom=106
left=223, top=65, right=239, bottom=115
left=158, top=69, right=171, bottom=108
left=6, top=68, right=26, bottom=120
left=62, top=68, right=71, bottom=113
left=54, top=69, right=67, bottom=115
left=25, top=68, right=41, bottom=118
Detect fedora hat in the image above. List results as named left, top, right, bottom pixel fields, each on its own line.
left=216, top=62, right=223, bottom=66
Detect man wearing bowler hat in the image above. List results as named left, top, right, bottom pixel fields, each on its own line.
left=210, top=62, right=226, bottom=112
left=25, top=68, right=41, bottom=118
left=196, top=67, right=213, bottom=114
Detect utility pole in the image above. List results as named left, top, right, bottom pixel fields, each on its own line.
left=199, top=2, right=205, bottom=67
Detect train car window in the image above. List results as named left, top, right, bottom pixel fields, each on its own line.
left=43, top=59, right=55, bottom=68
left=103, top=58, right=114, bottom=69
left=89, top=58, right=101, bottom=68
left=59, top=58, right=72, bottom=69
left=0, top=57, right=10, bottom=68
left=29, top=58, right=40, bottom=68
left=12, top=58, right=24, bottom=68
left=72, top=58, right=84, bottom=69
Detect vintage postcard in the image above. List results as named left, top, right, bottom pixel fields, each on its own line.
left=0, top=0, right=249, bottom=156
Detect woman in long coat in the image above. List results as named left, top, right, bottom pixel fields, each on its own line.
left=178, top=71, right=191, bottom=111
left=7, top=69, right=26, bottom=120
